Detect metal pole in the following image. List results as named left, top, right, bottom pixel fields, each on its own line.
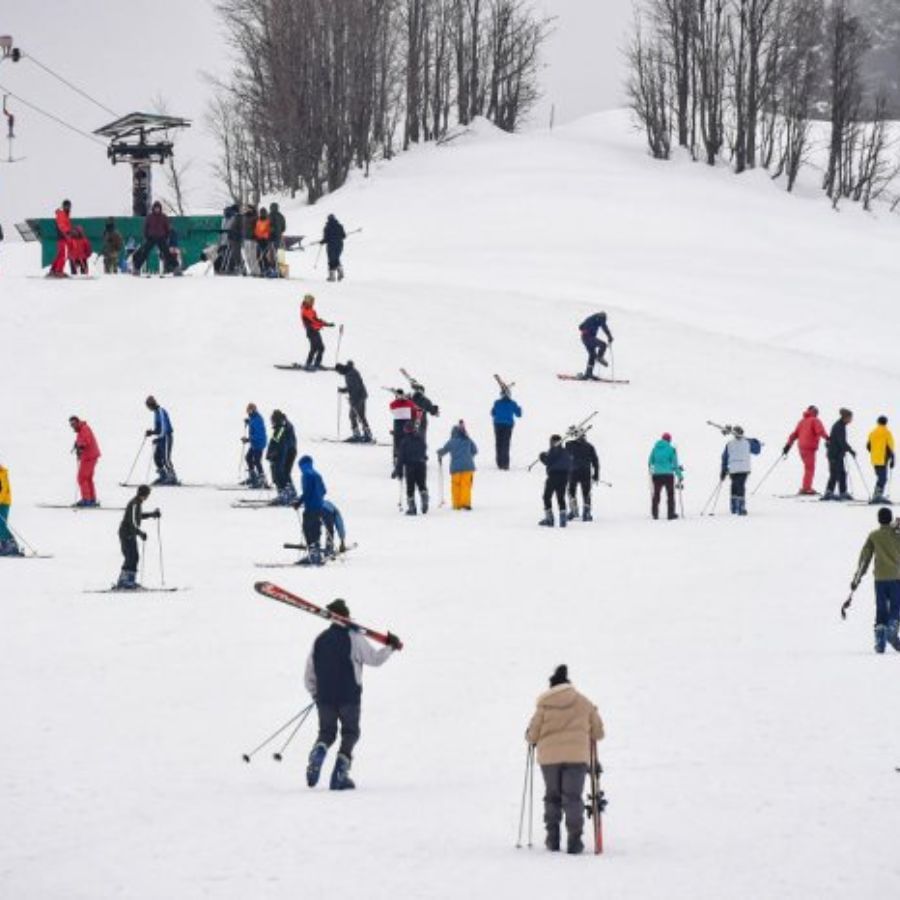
left=751, top=454, right=783, bottom=496
left=527, top=743, right=534, bottom=848
left=121, top=435, right=147, bottom=485
left=314, top=242, right=323, bottom=270
left=0, top=508, right=40, bottom=557
left=438, top=460, right=446, bottom=508
left=242, top=706, right=311, bottom=763
left=237, top=440, right=245, bottom=484
left=334, top=323, right=344, bottom=367
left=852, top=455, right=872, bottom=502
left=156, top=518, right=165, bottom=586
left=337, top=391, right=343, bottom=441
left=700, top=478, right=724, bottom=516
left=516, top=745, right=534, bottom=848
left=273, top=702, right=316, bottom=761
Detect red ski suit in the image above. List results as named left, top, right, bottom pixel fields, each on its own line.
left=51, top=207, right=72, bottom=275
left=786, top=409, right=828, bottom=492
left=73, top=420, right=101, bottom=502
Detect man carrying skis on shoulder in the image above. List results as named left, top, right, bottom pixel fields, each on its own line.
left=242, top=403, right=269, bottom=488
left=293, top=455, right=327, bottom=566
left=720, top=426, right=761, bottom=516
left=116, top=485, right=160, bottom=589
left=565, top=429, right=599, bottom=522
left=69, top=415, right=101, bottom=507
left=578, top=311, right=613, bottom=381
left=649, top=432, right=683, bottom=520
left=866, top=416, right=895, bottom=504
left=491, top=385, right=522, bottom=471
left=408, top=379, right=439, bottom=437
left=783, top=405, right=829, bottom=496
left=335, top=361, right=373, bottom=443
left=851, top=507, right=900, bottom=654
left=823, top=408, right=856, bottom=502
left=539, top=435, right=572, bottom=528
left=145, top=396, right=178, bottom=485
left=323, top=214, right=347, bottom=282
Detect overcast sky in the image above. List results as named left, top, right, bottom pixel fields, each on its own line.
left=0, top=0, right=632, bottom=227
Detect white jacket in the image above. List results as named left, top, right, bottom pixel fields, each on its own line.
left=724, top=437, right=752, bottom=475
left=304, top=629, right=393, bottom=697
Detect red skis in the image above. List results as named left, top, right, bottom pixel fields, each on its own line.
left=254, top=581, right=403, bottom=649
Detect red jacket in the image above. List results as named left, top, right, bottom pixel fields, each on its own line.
left=73, top=421, right=101, bottom=462
left=70, top=236, right=93, bottom=262
left=301, top=305, right=326, bottom=332
left=390, top=396, right=421, bottom=424
left=55, top=208, right=72, bottom=239
left=787, top=410, right=828, bottom=451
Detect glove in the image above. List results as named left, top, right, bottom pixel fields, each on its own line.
left=145, top=429, right=154, bottom=437
left=849, top=449, right=857, bottom=459
left=782, top=444, right=791, bottom=456
left=720, top=472, right=727, bottom=482
left=608, top=336, right=614, bottom=344
left=291, top=501, right=302, bottom=510
left=391, top=468, right=400, bottom=480
left=433, top=406, right=440, bottom=416
left=850, top=579, right=860, bottom=592
left=138, top=531, right=147, bottom=541
left=890, top=458, right=896, bottom=469
left=241, top=436, right=249, bottom=444
left=151, top=509, right=161, bottom=519
left=338, top=387, right=348, bottom=394
left=386, top=631, right=402, bottom=650
left=593, top=475, right=599, bottom=484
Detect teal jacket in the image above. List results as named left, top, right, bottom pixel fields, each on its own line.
left=649, top=440, right=683, bottom=478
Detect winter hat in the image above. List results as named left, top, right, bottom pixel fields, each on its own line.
left=327, top=599, right=350, bottom=618
left=549, top=665, right=569, bottom=687
left=298, top=455, right=313, bottom=470
left=878, top=508, right=894, bottom=526
left=136, top=484, right=151, bottom=498
left=662, top=432, right=672, bottom=442
left=732, top=426, right=744, bottom=437
left=878, top=416, right=888, bottom=425
left=840, top=408, right=853, bottom=419
left=145, top=395, right=158, bottom=410
left=550, top=434, right=562, bottom=445
left=807, top=405, right=819, bottom=415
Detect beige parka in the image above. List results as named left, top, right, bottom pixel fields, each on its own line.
left=526, top=683, right=604, bottom=766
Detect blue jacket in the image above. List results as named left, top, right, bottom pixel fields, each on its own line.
left=246, top=411, right=267, bottom=451
left=152, top=407, right=173, bottom=436
left=438, top=426, right=478, bottom=474
left=491, top=396, right=522, bottom=427
left=297, top=458, right=327, bottom=511
left=540, top=444, right=572, bottom=474
left=648, top=440, right=683, bottom=478
left=321, top=500, right=346, bottom=540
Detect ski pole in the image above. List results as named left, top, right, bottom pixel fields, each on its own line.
left=527, top=742, right=535, bottom=848
left=143, top=448, right=154, bottom=484
left=678, top=481, right=686, bottom=519
left=336, top=390, right=343, bottom=441
left=610, top=344, right=616, bottom=384
left=242, top=707, right=311, bottom=763
left=438, top=460, right=445, bottom=508
left=751, top=454, right=784, bottom=496
left=0, top=509, right=41, bottom=557
left=516, top=744, right=535, bottom=849
left=122, top=435, right=148, bottom=485
left=334, top=323, right=344, bottom=367
left=314, top=243, right=323, bottom=270
left=852, top=455, right=872, bottom=501
left=237, top=439, right=245, bottom=483
left=273, top=701, right=316, bottom=761
left=139, top=536, right=147, bottom=586
left=700, top=478, right=724, bottom=516
left=841, top=587, right=856, bottom=620
left=156, top=517, right=166, bottom=587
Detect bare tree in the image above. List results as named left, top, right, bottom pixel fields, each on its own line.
left=627, top=14, right=672, bottom=159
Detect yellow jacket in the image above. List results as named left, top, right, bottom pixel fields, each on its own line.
left=868, top=425, right=895, bottom=466
left=0, top=466, right=10, bottom=505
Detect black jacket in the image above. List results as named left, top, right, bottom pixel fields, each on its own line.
left=540, top=445, right=572, bottom=474
left=323, top=217, right=346, bottom=248
left=335, top=363, right=367, bottom=401
left=313, top=626, right=361, bottom=705
left=828, top=420, right=853, bottom=459
left=267, top=420, right=297, bottom=467
left=398, top=431, right=428, bottom=466
left=119, top=497, right=151, bottom=539
left=565, top=438, right=599, bottom=478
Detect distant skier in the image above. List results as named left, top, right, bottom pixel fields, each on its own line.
left=116, top=485, right=160, bottom=590
left=525, top=664, right=605, bottom=855
left=322, top=214, right=346, bottom=282
left=851, top=507, right=900, bottom=653
left=266, top=409, right=298, bottom=504
left=304, top=598, right=401, bottom=790
left=69, top=416, right=101, bottom=507
left=292, top=455, right=327, bottom=566
left=579, top=312, right=613, bottom=381
left=242, top=403, right=269, bottom=488
left=0, top=462, right=23, bottom=556
left=491, top=385, right=522, bottom=470
left=408, top=379, right=439, bottom=436
left=389, top=390, right=421, bottom=476
left=648, top=432, right=683, bottom=521
left=269, top=202, right=286, bottom=250
left=300, top=294, right=334, bottom=370
left=335, top=361, right=373, bottom=443
left=720, top=426, right=761, bottom=515
left=866, top=416, right=895, bottom=503
left=145, top=396, right=178, bottom=485
left=565, top=429, right=599, bottom=522
left=48, top=199, right=72, bottom=278
left=321, top=499, right=347, bottom=557
left=397, top=422, right=429, bottom=515
left=254, top=207, right=274, bottom=276
left=437, top=421, right=478, bottom=510
left=101, top=218, right=123, bottom=275
left=823, top=408, right=856, bottom=502
left=539, top=435, right=572, bottom=527
left=131, top=201, right=181, bottom=275
left=782, top=405, right=829, bottom=496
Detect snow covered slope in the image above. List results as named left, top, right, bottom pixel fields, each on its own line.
left=2, top=111, right=900, bottom=899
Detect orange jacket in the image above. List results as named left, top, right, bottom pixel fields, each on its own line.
left=255, top=219, right=271, bottom=240
left=55, top=208, right=72, bottom=239
left=301, top=305, right=325, bottom=332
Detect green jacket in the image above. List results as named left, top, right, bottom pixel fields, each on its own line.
left=855, top=524, right=900, bottom=584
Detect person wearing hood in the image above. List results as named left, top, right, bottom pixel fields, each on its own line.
left=866, top=416, right=895, bottom=504
left=68, top=226, right=92, bottom=275
left=266, top=409, right=298, bottom=504
left=323, top=214, right=347, bottom=281
left=132, top=201, right=181, bottom=275
left=269, top=202, right=286, bottom=248
left=648, top=432, right=683, bottom=520
left=0, top=462, right=23, bottom=556
left=101, top=218, right=124, bottom=274
left=69, top=415, right=101, bottom=507
left=526, top=665, right=605, bottom=855
left=539, top=435, right=572, bottom=528
left=293, top=455, right=327, bottom=565
left=335, top=360, right=373, bottom=443
left=397, top=422, right=429, bottom=515
left=783, top=405, right=829, bottom=496
left=565, top=429, right=600, bottom=522
left=116, top=485, right=160, bottom=589
left=408, top=380, right=439, bottom=436
left=491, top=386, right=522, bottom=470
left=242, top=403, right=269, bottom=488
left=437, top=421, right=478, bottom=510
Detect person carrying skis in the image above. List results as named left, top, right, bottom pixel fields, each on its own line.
left=565, top=429, right=600, bottom=522
left=335, top=361, right=373, bottom=443
left=579, top=312, right=613, bottom=381
left=526, top=664, right=605, bottom=855
left=323, top=214, right=346, bottom=282
left=823, top=408, right=856, bottom=502
left=69, top=416, right=101, bottom=507
left=301, top=294, right=334, bottom=370
left=782, top=405, right=829, bottom=496
left=0, top=462, right=23, bottom=556
left=242, top=403, right=268, bottom=488
left=68, top=226, right=92, bottom=275
left=266, top=409, right=298, bottom=504
left=539, top=435, right=572, bottom=527
left=851, top=507, right=900, bottom=654
left=720, top=426, right=761, bottom=516
left=321, top=499, right=347, bottom=557
left=101, top=217, right=123, bottom=275
left=304, top=598, right=401, bottom=791
left=116, top=485, right=160, bottom=589
left=866, top=416, right=895, bottom=504
left=145, top=396, right=178, bottom=485
left=292, top=455, right=327, bottom=566
left=491, top=385, right=522, bottom=470
left=397, top=422, right=429, bottom=515
left=648, top=432, right=683, bottom=521
left=437, top=421, right=478, bottom=510
left=131, top=201, right=180, bottom=275
left=408, top=380, right=439, bottom=436
left=390, top=390, right=421, bottom=476
left=48, top=199, right=72, bottom=278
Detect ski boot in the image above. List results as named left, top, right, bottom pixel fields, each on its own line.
left=0, top=538, right=23, bottom=557
left=298, top=544, right=324, bottom=566
left=820, top=492, right=835, bottom=501
left=406, top=498, right=417, bottom=516
left=421, top=491, right=429, bottom=515
left=324, top=539, right=336, bottom=559
left=580, top=366, right=597, bottom=382
left=567, top=501, right=579, bottom=522
left=545, top=825, right=560, bottom=852
left=737, top=499, right=748, bottom=516
left=327, top=270, right=336, bottom=283
left=538, top=509, right=554, bottom=527
left=115, top=570, right=139, bottom=590
left=583, top=505, right=593, bottom=523
left=362, top=430, right=374, bottom=444
left=875, top=625, right=887, bottom=654
left=887, top=620, right=900, bottom=652
left=870, top=492, right=885, bottom=505
left=566, top=831, right=584, bottom=855
left=837, top=492, right=854, bottom=502
left=344, top=432, right=361, bottom=443
left=668, top=511, right=679, bottom=520
left=307, top=742, right=328, bottom=787
left=559, top=508, right=568, bottom=528
left=596, top=355, right=609, bottom=368
left=329, top=753, right=355, bottom=790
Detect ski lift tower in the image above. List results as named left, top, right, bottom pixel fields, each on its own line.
left=94, top=112, right=190, bottom=216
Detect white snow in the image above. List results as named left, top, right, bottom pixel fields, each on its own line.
left=2, top=109, right=900, bottom=899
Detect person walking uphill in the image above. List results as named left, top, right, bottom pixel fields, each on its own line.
left=116, top=485, right=160, bottom=590
left=491, top=386, right=522, bottom=470
left=579, top=312, right=613, bottom=381
left=565, top=429, right=599, bottom=522
left=649, top=432, right=683, bottom=520
left=69, top=416, right=101, bottom=507
left=293, top=455, right=328, bottom=566
left=783, top=405, right=829, bottom=495
left=0, top=462, right=23, bottom=556
left=851, top=507, right=900, bottom=653
left=397, top=422, right=429, bottom=515
left=242, top=403, right=268, bottom=488
left=300, top=295, right=334, bottom=371
left=323, top=214, right=346, bottom=282
left=526, top=665, right=605, bottom=855
left=304, top=599, right=401, bottom=790
left=437, top=421, right=478, bottom=510
left=823, top=408, right=856, bottom=502
left=145, top=396, right=178, bottom=485
left=539, top=435, right=572, bottom=528
left=335, top=361, right=373, bottom=443
left=866, top=416, right=895, bottom=503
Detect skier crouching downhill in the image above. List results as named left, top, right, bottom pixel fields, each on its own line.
left=851, top=507, right=900, bottom=654
left=579, top=312, right=613, bottom=381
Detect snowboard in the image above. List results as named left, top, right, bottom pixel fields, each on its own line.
left=557, top=374, right=630, bottom=385
left=274, top=364, right=335, bottom=372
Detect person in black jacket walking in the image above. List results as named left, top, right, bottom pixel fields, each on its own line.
left=397, top=422, right=429, bottom=515
left=565, top=430, right=600, bottom=522
left=409, top=380, right=440, bottom=436
left=266, top=410, right=298, bottom=504
left=335, top=361, right=373, bottom=443
left=116, top=485, right=160, bottom=589
left=304, top=599, right=400, bottom=790
left=824, top=408, right=856, bottom=502
left=323, top=214, right=346, bottom=282
left=539, top=435, right=572, bottom=527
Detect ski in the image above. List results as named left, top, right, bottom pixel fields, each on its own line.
left=1, top=553, right=54, bottom=560
left=214, top=484, right=273, bottom=492
left=274, top=364, right=335, bottom=372
left=118, top=482, right=213, bottom=489
left=587, top=742, right=606, bottom=855
left=83, top=586, right=186, bottom=594
left=557, top=374, right=630, bottom=385
left=312, top=437, right=391, bottom=447
left=255, top=544, right=358, bottom=568
left=230, top=499, right=288, bottom=510
left=36, top=503, right=124, bottom=511
left=254, top=581, right=402, bottom=648
left=847, top=500, right=897, bottom=507
left=400, top=367, right=421, bottom=388
left=493, top=373, right=515, bottom=393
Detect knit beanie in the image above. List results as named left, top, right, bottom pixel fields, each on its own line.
left=549, top=664, right=569, bottom=687
left=327, top=599, right=350, bottom=618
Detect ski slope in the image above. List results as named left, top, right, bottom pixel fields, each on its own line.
left=2, top=110, right=900, bottom=899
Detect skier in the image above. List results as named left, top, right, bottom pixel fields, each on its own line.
left=48, top=199, right=72, bottom=278
left=304, top=598, right=401, bottom=790
left=292, top=455, right=327, bottom=566
left=101, top=217, right=123, bottom=275
left=0, top=461, right=23, bottom=556
left=321, top=499, right=347, bottom=556
left=823, top=408, right=856, bottom=502
left=565, top=429, right=599, bottom=522
left=437, top=421, right=478, bottom=510
left=266, top=409, right=298, bottom=504
left=491, top=385, right=522, bottom=470
left=389, top=390, right=421, bottom=476
left=648, top=432, right=683, bottom=521
left=254, top=207, right=275, bottom=277
left=131, top=201, right=180, bottom=275
left=145, top=396, right=178, bottom=485
left=538, top=435, right=572, bottom=527
left=69, top=416, right=101, bottom=507
left=525, top=664, right=605, bottom=855
left=866, top=416, right=895, bottom=503
left=241, top=205, right=259, bottom=276
left=335, top=361, right=373, bottom=443
left=782, top=405, right=829, bottom=496
left=300, top=294, right=334, bottom=370
left=408, top=379, right=440, bottom=436
left=242, top=403, right=269, bottom=488
left=68, top=226, right=92, bottom=275
left=322, top=214, right=346, bottom=282
left=397, top=422, right=429, bottom=515
left=851, top=507, right=900, bottom=653
left=720, top=426, right=761, bottom=515
left=116, top=485, right=160, bottom=589
left=578, top=312, right=613, bottom=381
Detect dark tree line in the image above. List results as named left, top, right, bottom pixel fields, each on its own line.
left=208, top=0, right=551, bottom=205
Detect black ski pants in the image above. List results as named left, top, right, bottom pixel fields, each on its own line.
left=119, top=534, right=139, bottom=575
left=494, top=423, right=513, bottom=470
left=153, top=434, right=174, bottom=478
left=306, top=329, right=325, bottom=368
left=582, top=336, right=607, bottom=368
left=729, top=472, right=748, bottom=499
left=349, top=396, right=370, bottom=436
left=316, top=702, right=361, bottom=759
left=404, top=461, right=427, bottom=499
left=541, top=763, right=588, bottom=837
left=568, top=469, right=592, bottom=507
left=652, top=474, right=676, bottom=518
left=271, top=451, right=296, bottom=491
left=326, top=242, right=343, bottom=272
left=245, top=446, right=264, bottom=479
left=133, top=237, right=178, bottom=273
left=543, top=471, right=568, bottom=513
left=826, top=455, right=848, bottom=495
left=874, top=464, right=888, bottom=495
left=302, top=508, right=322, bottom=547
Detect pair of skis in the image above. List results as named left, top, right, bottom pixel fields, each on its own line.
left=527, top=410, right=598, bottom=472
left=255, top=542, right=358, bottom=568
left=557, top=374, right=629, bottom=385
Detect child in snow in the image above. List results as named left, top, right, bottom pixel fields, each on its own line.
left=851, top=507, right=900, bottom=653
left=437, top=421, right=478, bottom=510
left=68, top=226, right=92, bottom=275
